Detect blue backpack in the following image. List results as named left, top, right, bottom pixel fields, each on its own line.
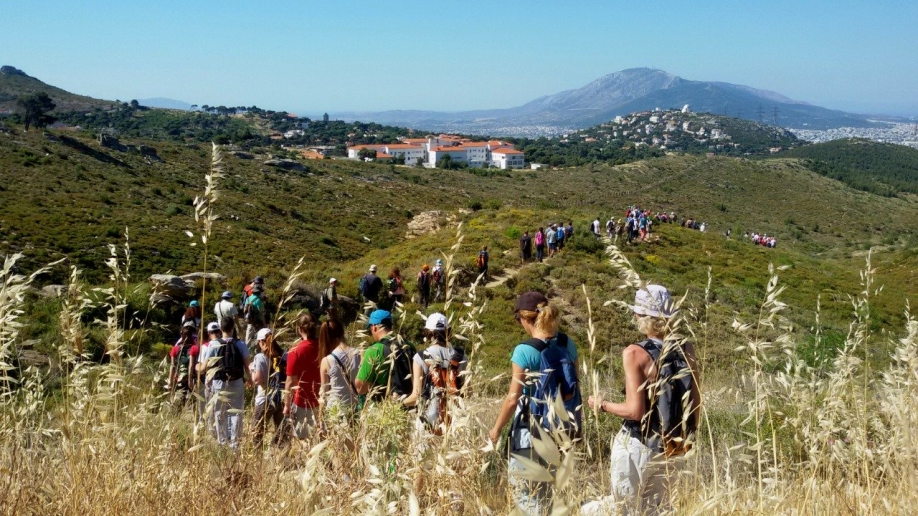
left=521, top=333, right=583, bottom=440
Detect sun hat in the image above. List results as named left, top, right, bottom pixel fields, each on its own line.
left=630, top=284, right=676, bottom=318
left=221, top=290, right=232, bottom=299
left=206, top=321, right=220, bottom=333
left=256, top=328, right=272, bottom=341
left=514, top=291, right=548, bottom=313
left=182, top=319, right=197, bottom=328
left=369, top=264, right=378, bottom=272
left=367, top=309, right=392, bottom=328
left=189, top=300, right=199, bottom=307
left=435, top=259, right=443, bottom=266
left=424, top=312, right=449, bottom=331
left=329, top=277, right=337, bottom=284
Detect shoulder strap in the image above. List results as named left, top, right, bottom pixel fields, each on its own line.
left=638, top=338, right=662, bottom=363
left=521, top=337, right=548, bottom=353
left=331, top=351, right=358, bottom=395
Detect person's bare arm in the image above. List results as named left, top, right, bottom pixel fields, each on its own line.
left=403, top=360, right=425, bottom=407
left=489, top=363, right=526, bottom=443
left=590, top=345, right=650, bottom=420
left=284, top=374, right=299, bottom=417
left=319, top=356, right=331, bottom=400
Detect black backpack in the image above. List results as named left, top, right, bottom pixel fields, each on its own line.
left=267, top=352, right=288, bottom=406
left=417, top=272, right=430, bottom=291
left=378, top=338, right=414, bottom=400
left=638, top=339, right=698, bottom=457
left=214, top=338, right=245, bottom=382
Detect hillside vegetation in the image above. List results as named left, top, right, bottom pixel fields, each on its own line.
left=780, top=138, right=918, bottom=196
left=3, top=116, right=918, bottom=514
left=0, top=66, right=115, bottom=113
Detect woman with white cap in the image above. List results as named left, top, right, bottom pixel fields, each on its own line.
left=584, top=284, right=701, bottom=515
left=403, top=312, right=466, bottom=433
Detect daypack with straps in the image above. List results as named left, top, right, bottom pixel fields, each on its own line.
left=420, top=348, right=463, bottom=435
left=417, top=271, right=430, bottom=291
left=477, top=251, right=487, bottom=268
left=176, top=342, right=194, bottom=385
left=518, top=333, right=583, bottom=441
left=431, top=268, right=443, bottom=284
left=377, top=338, right=414, bottom=400
left=244, top=296, right=261, bottom=324
left=213, top=337, right=245, bottom=382
left=635, top=338, right=697, bottom=457
left=267, top=352, right=288, bottom=406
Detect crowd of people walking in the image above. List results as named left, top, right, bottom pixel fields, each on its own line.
left=167, top=273, right=700, bottom=515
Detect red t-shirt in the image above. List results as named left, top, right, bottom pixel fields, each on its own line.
left=170, top=340, right=199, bottom=359
left=286, top=338, right=321, bottom=408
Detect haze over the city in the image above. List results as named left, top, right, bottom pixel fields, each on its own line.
left=2, top=0, right=916, bottom=116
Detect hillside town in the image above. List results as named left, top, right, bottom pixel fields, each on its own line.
left=561, top=107, right=795, bottom=154
left=346, top=135, right=525, bottom=169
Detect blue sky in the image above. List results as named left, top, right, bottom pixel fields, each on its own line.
left=2, top=1, right=916, bottom=116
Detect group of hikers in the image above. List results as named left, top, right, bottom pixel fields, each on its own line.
left=167, top=271, right=700, bottom=515
left=517, top=221, right=576, bottom=264
left=746, top=231, right=778, bottom=248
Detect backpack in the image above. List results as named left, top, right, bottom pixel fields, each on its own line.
left=238, top=283, right=252, bottom=312
left=377, top=338, right=414, bottom=400
left=177, top=342, right=194, bottom=374
left=420, top=349, right=463, bottom=435
left=267, top=352, right=288, bottom=406
left=358, top=275, right=369, bottom=299
left=213, top=338, right=245, bottom=382
left=476, top=252, right=486, bottom=269
left=520, top=333, right=583, bottom=440
left=244, top=297, right=261, bottom=324
left=637, top=339, right=697, bottom=457
left=417, top=271, right=430, bottom=291
left=432, top=268, right=443, bottom=284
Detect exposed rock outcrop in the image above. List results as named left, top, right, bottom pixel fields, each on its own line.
left=264, top=159, right=306, bottom=171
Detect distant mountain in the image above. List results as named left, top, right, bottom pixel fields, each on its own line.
left=333, top=68, right=878, bottom=136
left=0, top=65, right=115, bottom=113
left=138, top=98, right=193, bottom=110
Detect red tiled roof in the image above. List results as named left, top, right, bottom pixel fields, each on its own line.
left=384, top=144, right=423, bottom=149
left=492, top=148, right=523, bottom=155
left=432, top=146, right=467, bottom=152
left=348, top=144, right=385, bottom=151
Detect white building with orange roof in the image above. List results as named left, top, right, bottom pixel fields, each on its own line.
left=491, top=147, right=524, bottom=169
left=348, top=136, right=524, bottom=168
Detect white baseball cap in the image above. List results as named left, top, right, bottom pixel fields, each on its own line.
left=424, top=312, right=449, bottom=331
left=256, top=328, right=272, bottom=341
left=630, top=285, right=676, bottom=318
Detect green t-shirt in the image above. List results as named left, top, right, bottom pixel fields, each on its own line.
left=356, top=340, right=389, bottom=387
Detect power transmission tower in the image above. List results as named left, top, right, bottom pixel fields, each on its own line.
left=756, top=105, right=765, bottom=123
left=772, top=106, right=780, bottom=126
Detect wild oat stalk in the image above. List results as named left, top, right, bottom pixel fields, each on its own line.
left=190, top=142, right=224, bottom=335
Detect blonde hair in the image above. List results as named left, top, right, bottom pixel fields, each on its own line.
left=635, top=314, right=669, bottom=338
left=517, top=302, right=560, bottom=335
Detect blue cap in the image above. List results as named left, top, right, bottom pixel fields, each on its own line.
left=221, top=290, right=232, bottom=299
left=189, top=300, right=199, bottom=307
left=367, top=309, right=392, bottom=328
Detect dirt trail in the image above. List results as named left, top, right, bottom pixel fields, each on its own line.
left=484, top=267, right=519, bottom=289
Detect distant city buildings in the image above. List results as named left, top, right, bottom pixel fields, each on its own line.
left=789, top=123, right=918, bottom=149
left=346, top=135, right=525, bottom=168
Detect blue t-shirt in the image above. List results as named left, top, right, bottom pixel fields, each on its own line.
left=510, top=334, right=578, bottom=396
